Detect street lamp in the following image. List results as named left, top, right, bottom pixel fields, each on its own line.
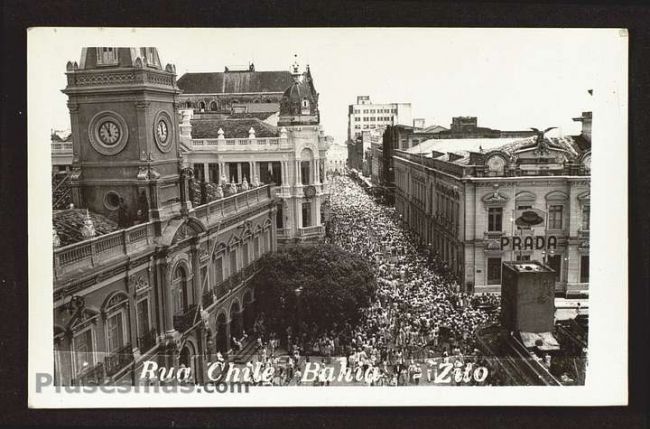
left=294, top=286, right=304, bottom=347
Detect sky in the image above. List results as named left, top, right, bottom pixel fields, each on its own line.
left=29, top=27, right=619, bottom=145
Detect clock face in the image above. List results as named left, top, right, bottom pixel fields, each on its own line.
left=487, top=156, right=505, bottom=172
left=157, top=120, right=168, bottom=143
left=98, top=121, right=121, bottom=146
left=304, top=185, right=316, bottom=198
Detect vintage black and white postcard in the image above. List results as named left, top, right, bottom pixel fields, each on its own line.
left=27, top=27, right=628, bottom=407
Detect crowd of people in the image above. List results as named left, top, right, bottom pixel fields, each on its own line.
left=241, top=174, right=501, bottom=386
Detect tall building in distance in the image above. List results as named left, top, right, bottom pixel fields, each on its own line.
left=347, top=95, right=412, bottom=142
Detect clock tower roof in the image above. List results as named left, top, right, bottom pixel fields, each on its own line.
left=68, top=47, right=175, bottom=72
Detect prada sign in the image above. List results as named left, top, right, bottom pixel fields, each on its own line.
left=500, top=235, right=558, bottom=251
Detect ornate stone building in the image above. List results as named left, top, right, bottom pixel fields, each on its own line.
left=54, top=47, right=278, bottom=385
left=393, top=123, right=591, bottom=296
left=178, top=58, right=330, bottom=245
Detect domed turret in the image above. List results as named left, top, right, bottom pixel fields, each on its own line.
left=278, top=55, right=319, bottom=126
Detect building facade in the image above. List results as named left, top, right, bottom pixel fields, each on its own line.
left=347, top=95, right=412, bottom=142
left=393, top=124, right=591, bottom=295
left=54, top=47, right=279, bottom=386
left=325, top=139, right=347, bottom=175
left=176, top=63, right=293, bottom=117
left=178, top=59, right=329, bottom=245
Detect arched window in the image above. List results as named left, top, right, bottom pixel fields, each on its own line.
left=172, top=266, right=189, bottom=314
left=199, top=102, right=206, bottom=112
left=210, top=101, right=217, bottom=111
left=186, top=101, right=192, bottom=109
left=301, top=98, right=311, bottom=114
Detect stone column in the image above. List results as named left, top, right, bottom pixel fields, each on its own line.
left=160, top=260, right=175, bottom=334
left=203, top=163, right=209, bottom=183
left=237, top=163, right=242, bottom=183
left=127, top=273, right=139, bottom=356
left=315, top=197, right=321, bottom=226
left=191, top=242, right=201, bottom=310
left=218, top=162, right=225, bottom=184
left=295, top=160, right=301, bottom=186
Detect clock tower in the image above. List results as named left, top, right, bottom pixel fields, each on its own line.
left=63, top=47, right=184, bottom=228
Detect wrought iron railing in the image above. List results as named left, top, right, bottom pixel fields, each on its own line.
left=74, top=362, right=105, bottom=386
left=215, top=279, right=229, bottom=301
left=203, top=290, right=215, bottom=308
left=173, top=304, right=198, bottom=333
left=104, top=343, right=134, bottom=377
left=137, top=329, right=157, bottom=353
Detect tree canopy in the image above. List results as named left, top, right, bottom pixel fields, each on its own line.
left=251, top=244, right=377, bottom=336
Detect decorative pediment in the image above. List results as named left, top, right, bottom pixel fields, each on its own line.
left=482, top=185, right=510, bottom=206
left=62, top=297, right=100, bottom=334
left=101, top=291, right=129, bottom=315
left=240, top=220, right=254, bottom=239
left=212, top=241, right=227, bottom=257
left=577, top=191, right=590, bottom=203
left=169, top=217, right=206, bottom=245
left=227, top=233, right=241, bottom=248
left=129, top=272, right=150, bottom=293
left=515, top=191, right=537, bottom=204
left=545, top=190, right=569, bottom=202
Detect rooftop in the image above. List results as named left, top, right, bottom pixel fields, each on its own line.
left=51, top=129, right=72, bottom=142
left=53, top=209, right=119, bottom=247
left=190, top=117, right=278, bottom=139
left=177, top=70, right=294, bottom=94
left=405, top=135, right=582, bottom=165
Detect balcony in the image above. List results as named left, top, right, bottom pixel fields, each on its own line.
left=104, top=343, right=134, bottom=378
left=215, top=279, right=230, bottom=300
left=173, top=304, right=199, bottom=333
left=243, top=261, right=260, bottom=280
left=54, top=185, right=274, bottom=282
left=298, top=225, right=325, bottom=238
left=51, top=142, right=73, bottom=153
left=137, top=329, right=158, bottom=353
left=483, top=231, right=504, bottom=240
left=202, top=290, right=215, bottom=308
left=54, top=222, right=156, bottom=281
left=74, top=362, right=105, bottom=386
left=191, top=136, right=290, bottom=152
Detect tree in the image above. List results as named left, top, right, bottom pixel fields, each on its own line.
left=251, top=244, right=376, bottom=337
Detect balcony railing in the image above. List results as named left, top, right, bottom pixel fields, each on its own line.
left=54, top=185, right=274, bottom=278
left=215, top=279, right=229, bottom=300
left=191, top=137, right=289, bottom=151
left=173, top=304, right=199, bottom=333
left=52, top=142, right=73, bottom=152
left=74, top=363, right=105, bottom=386
left=298, top=225, right=325, bottom=237
left=203, top=290, right=215, bottom=308
left=243, top=261, right=260, bottom=280
left=191, top=185, right=273, bottom=227
left=137, top=328, right=157, bottom=353
left=483, top=231, right=504, bottom=240
left=54, top=222, right=155, bottom=278
left=104, top=343, right=134, bottom=378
